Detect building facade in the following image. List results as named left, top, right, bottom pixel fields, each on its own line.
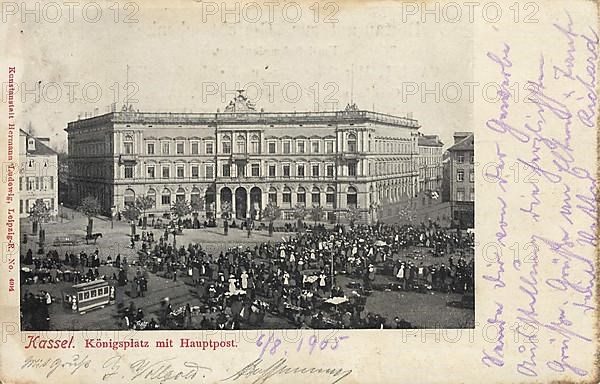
left=19, top=129, right=59, bottom=218
left=66, top=92, right=430, bottom=224
left=417, top=134, right=444, bottom=194
left=444, top=132, right=474, bottom=228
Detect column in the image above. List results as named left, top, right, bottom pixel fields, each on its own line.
left=215, top=188, right=221, bottom=216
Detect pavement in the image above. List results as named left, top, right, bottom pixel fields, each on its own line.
left=21, top=208, right=474, bottom=330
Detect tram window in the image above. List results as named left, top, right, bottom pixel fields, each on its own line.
left=104, top=287, right=109, bottom=295
left=78, top=293, right=83, bottom=301
left=91, top=290, right=97, bottom=298
left=84, top=292, right=90, bottom=300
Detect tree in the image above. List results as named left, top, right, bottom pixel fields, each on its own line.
left=308, top=205, right=325, bottom=226
left=293, top=203, right=307, bottom=232
left=135, top=196, right=154, bottom=229
left=77, top=196, right=100, bottom=244
left=345, top=206, right=362, bottom=227
left=29, top=199, right=50, bottom=238
left=170, top=199, right=191, bottom=248
left=121, top=205, right=141, bottom=237
left=262, top=203, right=281, bottom=236
left=190, top=195, right=206, bottom=214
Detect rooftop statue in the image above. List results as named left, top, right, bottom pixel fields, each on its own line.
left=224, top=90, right=257, bottom=113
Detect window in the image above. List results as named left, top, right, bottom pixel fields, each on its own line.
left=147, top=165, right=155, bottom=179
left=268, top=142, right=276, bottom=154
left=251, top=164, right=260, bottom=177
left=348, top=162, right=357, bottom=177
left=282, top=187, right=292, bottom=204
left=250, top=135, right=259, bottom=153
left=124, top=135, right=134, bottom=154
left=268, top=187, right=277, bottom=204
left=312, top=164, right=319, bottom=177
left=283, top=164, right=290, bottom=177
left=222, top=164, right=231, bottom=177
left=297, top=164, right=305, bottom=177
left=268, top=165, right=276, bottom=177
left=326, top=141, right=334, bottom=153
left=470, top=153, right=474, bottom=163
left=161, top=188, right=171, bottom=205
left=311, top=187, right=320, bottom=205
left=124, top=166, right=133, bottom=179
left=347, top=186, right=358, bottom=207
left=191, top=141, right=199, bottom=155
left=311, top=141, right=320, bottom=153
left=236, top=135, right=246, bottom=153
left=176, top=188, right=185, bottom=202
left=283, top=141, right=291, bottom=154
left=469, top=170, right=475, bottom=182
left=176, top=165, right=185, bottom=178
left=191, top=165, right=199, bottom=178
left=176, top=142, right=184, bottom=155
left=147, top=142, right=155, bottom=155
left=222, top=135, right=231, bottom=154
left=237, top=164, right=245, bottom=177
left=326, top=164, right=334, bottom=177
left=146, top=189, right=156, bottom=207
left=457, top=188, right=465, bottom=201
left=470, top=188, right=475, bottom=201
left=205, top=141, right=214, bottom=154
left=457, top=170, right=464, bottom=182
left=27, top=177, right=34, bottom=190
left=161, top=165, right=170, bottom=179
left=297, top=141, right=305, bottom=153
left=347, top=133, right=357, bottom=152
left=161, top=142, right=170, bottom=155
left=457, top=153, right=465, bottom=164
left=205, top=164, right=214, bottom=179
left=297, top=187, right=306, bottom=205
left=326, top=187, right=335, bottom=205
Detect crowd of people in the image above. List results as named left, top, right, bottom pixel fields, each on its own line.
left=20, top=219, right=474, bottom=330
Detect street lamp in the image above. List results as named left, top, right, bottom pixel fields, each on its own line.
left=60, top=202, right=64, bottom=224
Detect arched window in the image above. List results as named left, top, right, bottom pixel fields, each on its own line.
left=124, top=134, right=134, bottom=154
left=176, top=187, right=186, bottom=202
left=146, top=188, right=156, bottom=208
left=236, top=134, right=246, bottom=153
left=347, top=186, right=357, bottom=207
left=297, top=186, right=306, bottom=206
left=311, top=186, right=320, bottom=206
left=326, top=186, right=336, bottom=206
left=124, top=188, right=135, bottom=207
left=222, top=135, right=231, bottom=154
left=282, top=186, right=292, bottom=206
left=347, top=133, right=357, bottom=152
left=161, top=188, right=171, bottom=206
left=250, top=134, right=260, bottom=153
left=268, top=187, right=277, bottom=204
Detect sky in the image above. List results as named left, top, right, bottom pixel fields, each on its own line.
left=8, top=1, right=473, bottom=152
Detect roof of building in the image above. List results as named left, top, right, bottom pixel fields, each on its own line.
left=20, top=129, right=58, bottom=156
left=418, top=135, right=444, bottom=147
left=66, top=92, right=422, bottom=131
left=447, top=133, right=474, bottom=151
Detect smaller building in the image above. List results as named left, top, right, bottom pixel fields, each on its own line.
left=417, top=134, right=444, bottom=194
left=443, top=132, right=474, bottom=228
left=19, top=129, right=59, bottom=218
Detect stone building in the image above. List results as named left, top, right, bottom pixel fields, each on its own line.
left=65, top=91, right=435, bottom=224
left=444, top=132, right=474, bottom=228
left=19, top=129, right=59, bottom=218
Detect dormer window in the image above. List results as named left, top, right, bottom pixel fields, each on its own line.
left=28, top=138, right=35, bottom=151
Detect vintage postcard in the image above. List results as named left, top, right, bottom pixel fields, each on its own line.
left=0, top=0, right=597, bottom=382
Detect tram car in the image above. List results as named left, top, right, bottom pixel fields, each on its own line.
left=62, top=279, right=114, bottom=314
